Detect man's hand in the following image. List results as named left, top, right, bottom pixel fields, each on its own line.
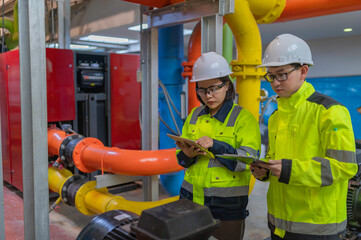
left=250, top=164, right=268, bottom=179
left=258, top=160, right=282, bottom=178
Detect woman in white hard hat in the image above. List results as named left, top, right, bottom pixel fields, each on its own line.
left=251, top=34, right=357, bottom=240
left=176, top=51, right=261, bottom=240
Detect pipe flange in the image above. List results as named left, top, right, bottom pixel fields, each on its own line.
left=73, top=137, right=104, bottom=173
left=75, top=181, right=108, bottom=216
left=230, top=60, right=266, bottom=79
left=59, top=134, right=84, bottom=166
left=255, top=0, right=286, bottom=24
left=60, top=175, right=83, bottom=206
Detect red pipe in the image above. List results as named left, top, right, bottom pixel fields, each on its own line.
left=184, top=21, right=201, bottom=114
left=277, top=0, right=361, bottom=22
left=48, top=128, right=183, bottom=176
left=122, top=0, right=170, bottom=8
left=122, top=0, right=184, bottom=8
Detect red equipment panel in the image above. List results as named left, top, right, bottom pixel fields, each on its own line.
left=46, top=48, right=75, bottom=122
left=0, top=51, right=11, bottom=184
left=0, top=49, right=75, bottom=191
left=6, top=50, right=22, bottom=190
left=110, top=53, right=141, bottom=149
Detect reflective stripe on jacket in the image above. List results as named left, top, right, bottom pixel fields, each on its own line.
left=265, top=81, right=358, bottom=236
left=176, top=100, right=261, bottom=220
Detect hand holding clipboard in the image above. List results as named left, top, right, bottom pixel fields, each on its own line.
left=167, top=134, right=214, bottom=158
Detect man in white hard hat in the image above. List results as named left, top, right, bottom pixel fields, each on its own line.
left=176, top=52, right=261, bottom=240
left=251, top=34, right=357, bottom=240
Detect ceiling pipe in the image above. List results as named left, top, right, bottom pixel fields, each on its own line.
left=122, top=0, right=170, bottom=8
left=48, top=127, right=184, bottom=176
left=276, top=0, right=361, bottom=22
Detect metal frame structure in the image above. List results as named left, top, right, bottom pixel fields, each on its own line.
left=56, top=0, right=71, bottom=49
left=18, top=0, right=49, bottom=239
left=140, top=0, right=234, bottom=201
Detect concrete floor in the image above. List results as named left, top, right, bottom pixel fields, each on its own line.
left=4, top=178, right=270, bottom=240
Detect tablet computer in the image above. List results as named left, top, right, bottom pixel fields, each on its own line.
left=215, top=153, right=269, bottom=166
left=167, top=134, right=214, bottom=158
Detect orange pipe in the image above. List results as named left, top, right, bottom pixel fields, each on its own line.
left=48, top=128, right=184, bottom=176
left=186, top=21, right=201, bottom=113
left=277, top=0, right=361, bottom=22
left=48, top=127, right=68, bottom=156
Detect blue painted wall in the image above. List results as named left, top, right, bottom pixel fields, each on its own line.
left=260, top=76, right=361, bottom=140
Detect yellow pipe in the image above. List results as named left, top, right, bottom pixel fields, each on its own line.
left=48, top=167, right=178, bottom=216
left=48, top=167, right=73, bottom=194
left=225, top=0, right=264, bottom=120
left=249, top=0, right=286, bottom=24
left=224, top=0, right=285, bottom=193
left=224, top=0, right=285, bottom=120
left=84, top=189, right=179, bottom=216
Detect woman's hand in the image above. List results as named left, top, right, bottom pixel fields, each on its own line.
left=195, top=136, right=213, bottom=149
left=176, top=141, right=200, bottom=158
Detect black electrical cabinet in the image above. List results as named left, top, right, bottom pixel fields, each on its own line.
left=72, top=52, right=111, bottom=179
left=73, top=52, right=111, bottom=147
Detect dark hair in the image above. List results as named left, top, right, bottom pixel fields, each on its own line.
left=196, top=76, right=235, bottom=105
left=291, top=63, right=302, bottom=68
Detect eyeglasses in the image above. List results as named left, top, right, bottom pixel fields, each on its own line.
left=263, top=66, right=300, bottom=83
left=196, top=82, right=226, bottom=96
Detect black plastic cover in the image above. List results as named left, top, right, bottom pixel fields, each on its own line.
left=132, top=199, right=220, bottom=240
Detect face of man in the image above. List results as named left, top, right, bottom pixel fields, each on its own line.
left=266, top=64, right=308, bottom=98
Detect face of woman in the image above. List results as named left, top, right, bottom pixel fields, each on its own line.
left=197, top=78, right=229, bottom=115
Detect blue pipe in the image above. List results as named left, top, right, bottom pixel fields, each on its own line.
left=158, top=25, right=185, bottom=197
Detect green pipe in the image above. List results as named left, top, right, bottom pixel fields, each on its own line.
left=12, top=0, right=18, bottom=42
left=2, top=18, right=14, bottom=33
left=223, top=23, right=235, bottom=81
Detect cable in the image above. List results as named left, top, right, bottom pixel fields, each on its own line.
left=159, top=80, right=181, bottom=116
left=158, top=80, right=181, bottom=135
left=138, top=80, right=183, bottom=136
left=159, top=114, right=179, bottom=136
left=259, top=95, right=277, bottom=124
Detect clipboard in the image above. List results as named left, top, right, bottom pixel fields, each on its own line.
left=215, top=153, right=269, bottom=166
left=167, top=134, right=214, bottom=158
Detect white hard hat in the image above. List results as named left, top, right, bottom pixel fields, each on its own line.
left=191, top=52, right=233, bottom=82
left=258, top=34, right=313, bottom=67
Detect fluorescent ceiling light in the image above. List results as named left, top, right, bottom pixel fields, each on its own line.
left=128, top=24, right=193, bottom=36
left=343, top=28, right=353, bottom=32
left=183, top=29, right=192, bottom=36
left=70, top=44, right=98, bottom=50
left=80, top=35, right=138, bottom=44
left=128, top=23, right=149, bottom=31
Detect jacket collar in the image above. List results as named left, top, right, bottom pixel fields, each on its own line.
left=198, top=99, right=234, bottom=123
left=278, top=81, right=315, bottom=112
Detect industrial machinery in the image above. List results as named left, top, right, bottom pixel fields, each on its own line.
left=76, top=199, right=220, bottom=240
left=0, top=48, right=141, bottom=190
left=345, top=141, right=361, bottom=240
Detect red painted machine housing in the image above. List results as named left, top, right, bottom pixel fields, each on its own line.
left=110, top=53, right=141, bottom=150
left=0, top=48, right=75, bottom=191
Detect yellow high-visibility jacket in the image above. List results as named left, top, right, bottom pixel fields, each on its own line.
left=176, top=100, right=261, bottom=220
left=264, top=81, right=357, bottom=238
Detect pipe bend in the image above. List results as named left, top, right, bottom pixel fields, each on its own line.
left=48, top=128, right=183, bottom=176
